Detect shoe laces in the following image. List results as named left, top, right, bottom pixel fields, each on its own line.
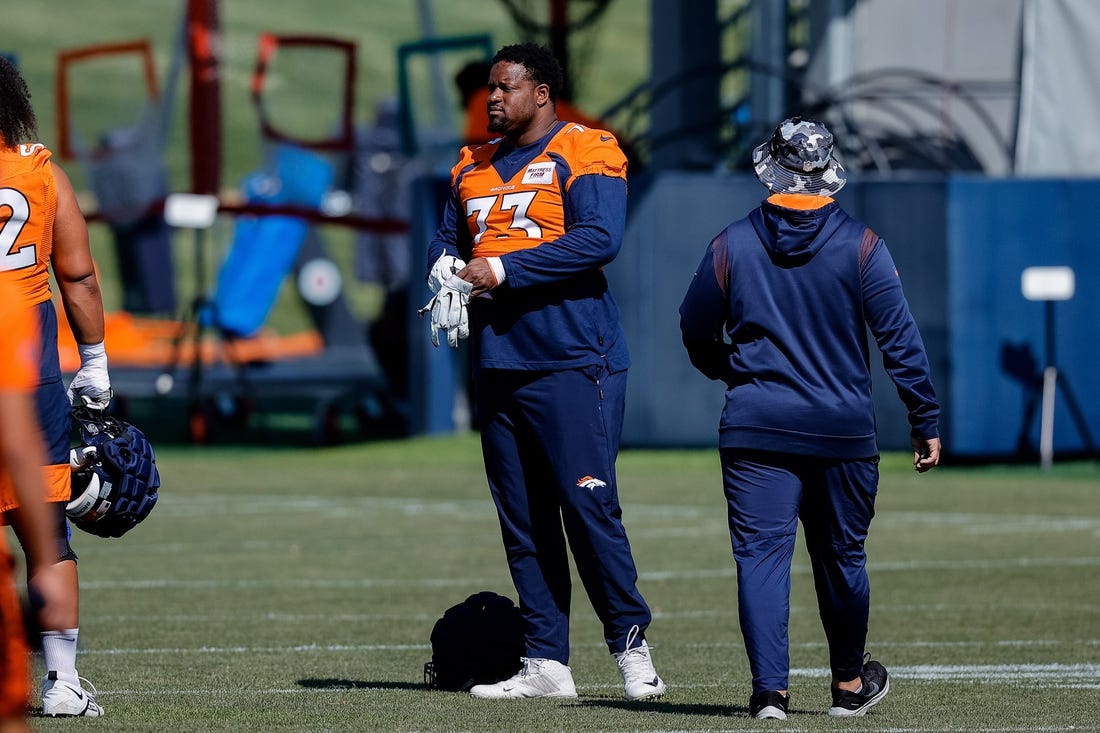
left=616, top=626, right=655, bottom=682
left=78, top=677, right=99, bottom=702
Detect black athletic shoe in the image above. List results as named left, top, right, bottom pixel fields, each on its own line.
left=749, top=690, right=790, bottom=720
left=829, top=659, right=890, bottom=717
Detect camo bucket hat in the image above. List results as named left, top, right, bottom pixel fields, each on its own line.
left=752, top=117, right=846, bottom=195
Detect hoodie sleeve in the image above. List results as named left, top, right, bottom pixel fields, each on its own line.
left=860, top=231, right=940, bottom=439
left=680, top=229, right=734, bottom=383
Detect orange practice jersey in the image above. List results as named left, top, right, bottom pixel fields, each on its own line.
left=452, top=122, right=627, bottom=260
left=0, top=146, right=67, bottom=510
left=432, top=121, right=631, bottom=370
left=0, top=143, right=58, bottom=306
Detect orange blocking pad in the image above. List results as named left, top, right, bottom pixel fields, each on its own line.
left=55, top=306, right=324, bottom=373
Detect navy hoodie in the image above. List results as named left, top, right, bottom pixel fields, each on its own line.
left=679, top=194, right=940, bottom=459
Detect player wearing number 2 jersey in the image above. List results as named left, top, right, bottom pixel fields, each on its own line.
left=425, top=43, right=665, bottom=701
left=0, top=56, right=107, bottom=716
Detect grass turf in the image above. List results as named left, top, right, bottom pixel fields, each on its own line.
left=18, top=435, right=1100, bottom=731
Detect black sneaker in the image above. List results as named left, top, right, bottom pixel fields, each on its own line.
left=749, top=690, right=790, bottom=720
left=828, top=659, right=890, bottom=717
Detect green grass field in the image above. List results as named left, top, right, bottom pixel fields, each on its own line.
left=6, top=8, right=1100, bottom=729
left=16, top=436, right=1099, bottom=732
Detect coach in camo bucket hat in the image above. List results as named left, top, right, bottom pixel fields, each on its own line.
left=752, top=117, right=846, bottom=195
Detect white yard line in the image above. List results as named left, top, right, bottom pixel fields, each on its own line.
left=75, top=555, right=1100, bottom=591
left=686, top=639, right=1100, bottom=650
left=78, top=639, right=1100, bottom=689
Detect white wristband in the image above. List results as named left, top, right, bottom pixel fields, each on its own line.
left=77, top=341, right=108, bottom=367
left=487, top=256, right=507, bottom=286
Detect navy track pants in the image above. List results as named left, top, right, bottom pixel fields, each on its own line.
left=478, top=366, right=652, bottom=663
left=721, top=449, right=878, bottom=693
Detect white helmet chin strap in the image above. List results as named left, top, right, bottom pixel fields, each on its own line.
left=67, top=444, right=116, bottom=520
left=66, top=471, right=104, bottom=517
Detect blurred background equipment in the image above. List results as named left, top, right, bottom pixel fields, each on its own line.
left=57, top=38, right=178, bottom=315
left=1018, top=267, right=1094, bottom=469
left=10, top=0, right=1098, bottom=460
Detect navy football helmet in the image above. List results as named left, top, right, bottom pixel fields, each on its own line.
left=67, top=411, right=161, bottom=538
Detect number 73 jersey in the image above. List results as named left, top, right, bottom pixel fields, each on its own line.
left=452, top=122, right=628, bottom=258
left=0, top=144, right=58, bottom=306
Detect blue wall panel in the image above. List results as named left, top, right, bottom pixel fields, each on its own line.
left=947, top=178, right=1100, bottom=455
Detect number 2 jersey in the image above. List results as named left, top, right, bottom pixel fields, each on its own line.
left=0, top=143, right=57, bottom=306
left=427, top=121, right=631, bottom=372
left=0, top=144, right=70, bottom=508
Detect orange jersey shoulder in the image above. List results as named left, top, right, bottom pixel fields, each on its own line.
left=551, top=122, right=628, bottom=185
left=454, top=125, right=627, bottom=258
left=0, top=144, right=58, bottom=305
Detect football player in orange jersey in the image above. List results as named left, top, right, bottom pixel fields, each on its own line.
left=423, top=43, right=665, bottom=701
left=0, top=278, right=67, bottom=732
left=0, top=56, right=108, bottom=716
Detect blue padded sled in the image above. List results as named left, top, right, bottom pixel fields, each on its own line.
left=209, top=144, right=333, bottom=337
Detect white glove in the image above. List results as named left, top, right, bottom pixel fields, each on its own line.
left=427, top=254, right=466, bottom=294
left=67, top=341, right=112, bottom=411
left=419, top=274, right=472, bottom=348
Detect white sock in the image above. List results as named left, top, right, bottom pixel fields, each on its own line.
left=41, top=629, right=80, bottom=681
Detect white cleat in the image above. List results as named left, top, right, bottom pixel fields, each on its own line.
left=42, top=671, right=104, bottom=717
left=469, top=657, right=578, bottom=699
left=614, top=626, right=666, bottom=700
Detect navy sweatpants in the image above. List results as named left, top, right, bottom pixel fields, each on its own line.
left=721, top=449, right=878, bottom=693
left=478, top=365, right=652, bottom=663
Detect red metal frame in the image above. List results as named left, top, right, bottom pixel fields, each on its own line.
left=250, top=33, right=357, bottom=152
left=55, top=40, right=159, bottom=161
